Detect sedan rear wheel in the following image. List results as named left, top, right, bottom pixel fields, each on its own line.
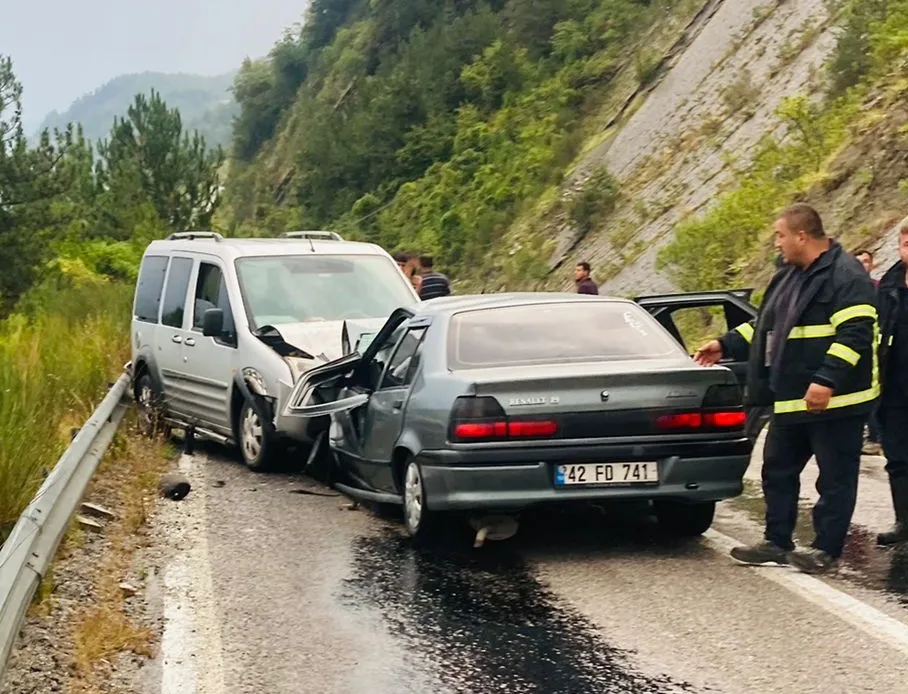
left=654, top=500, right=716, bottom=537
left=403, top=460, right=438, bottom=541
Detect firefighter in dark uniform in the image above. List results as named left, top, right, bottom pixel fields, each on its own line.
left=875, top=222, right=908, bottom=546
left=695, top=203, right=878, bottom=574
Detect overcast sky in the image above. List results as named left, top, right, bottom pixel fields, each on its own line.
left=1, top=0, right=308, bottom=129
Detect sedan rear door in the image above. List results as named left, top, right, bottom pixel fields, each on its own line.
left=635, top=290, right=757, bottom=387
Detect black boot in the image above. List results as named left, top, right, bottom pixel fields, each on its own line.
left=877, top=475, right=908, bottom=546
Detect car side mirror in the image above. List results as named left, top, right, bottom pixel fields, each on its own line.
left=202, top=308, right=224, bottom=337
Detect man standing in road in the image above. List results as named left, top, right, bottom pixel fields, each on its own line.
left=855, top=249, right=880, bottom=287
left=874, top=223, right=908, bottom=546
left=574, top=261, right=599, bottom=295
left=854, top=249, right=883, bottom=455
left=694, top=203, right=878, bottom=574
left=418, top=255, right=451, bottom=300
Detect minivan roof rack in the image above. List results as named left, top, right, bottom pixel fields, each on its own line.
left=279, top=230, right=344, bottom=241
left=167, top=231, right=224, bottom=241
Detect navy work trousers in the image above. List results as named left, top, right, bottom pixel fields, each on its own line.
left=762, top=413, right=864, bottom=558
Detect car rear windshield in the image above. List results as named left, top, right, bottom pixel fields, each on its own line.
left=235, top=254, right=415, bottom=329
left=447, top=302, right=683, bottom=369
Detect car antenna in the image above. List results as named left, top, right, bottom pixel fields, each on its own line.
left=308, top=236, right=315, bottom=253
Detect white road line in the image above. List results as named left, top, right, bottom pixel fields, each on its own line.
left=705, top=529, right=908, bottom=656
left=160, top=453, right=226, bottom=694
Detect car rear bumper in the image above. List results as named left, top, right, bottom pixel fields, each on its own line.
left=415, top=440, right=751, bottom=511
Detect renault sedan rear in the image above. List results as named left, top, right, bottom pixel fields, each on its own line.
left=284, top=294, right=753, bottom=541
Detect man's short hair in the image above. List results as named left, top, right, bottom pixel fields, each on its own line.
left=393, top=252, right=408, bottom=264
left=899, top=219, right=908, bottom=236
left=779, top=203, right=825, bottom=239
left=577, top=261, right=591, bottom=273
left=419, top=255, right=434, bottom=269
left=854, top=249, right=873, bottom=261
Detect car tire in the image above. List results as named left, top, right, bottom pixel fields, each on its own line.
left=654, top=500, right=716, bottom=537
left=135, top=373, right=169, bottom=439
left=238, top=399, right=278, bottom=472
left=402, top=459, right=439, bottom=542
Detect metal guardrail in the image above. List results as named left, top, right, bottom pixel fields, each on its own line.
left=0, top=367, right=132, bottom=686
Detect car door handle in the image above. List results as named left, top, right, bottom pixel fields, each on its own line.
left=184, top=337, right=196, bottom=347
left=391, top=399, right=404, bottom=410
left=171, top=335, right=182, bottom=344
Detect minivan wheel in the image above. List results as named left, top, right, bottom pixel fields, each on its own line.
left=403, top=460, right=439, bottom=541
left=654, top=500, right=716, bottom=537
left=135, top=373, right=168, bottom=438
left=239, top=400, right=277, bottom=471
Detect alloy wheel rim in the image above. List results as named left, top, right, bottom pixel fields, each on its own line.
left=404, top=463, right=423, bottom=533
left=241, top=406, right=263, bottom=462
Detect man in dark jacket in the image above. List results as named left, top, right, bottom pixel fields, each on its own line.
left=418, top=255, right=451, bottom=300
left=875, top=223, right=908, bottom=545
left=695, top=203, right=877, bottom=574
left=574, top=261, right=599, bottom=295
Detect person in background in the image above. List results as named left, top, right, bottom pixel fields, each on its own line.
left=854, top=249, right=883, bottom=455
left=405, top=251, right=423, bottom=294
left=875, top=223, right=908, bottom=545
left=694, top=203, right=877, bottom=574
left=418, top=255, right=451, bottom=300
left=855, top=249, right=880, bottom=287
left=394, top=251, right=423, bottom=294
left=574, top=261, right=599, bottom=295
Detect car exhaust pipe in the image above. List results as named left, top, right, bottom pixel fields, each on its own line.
left=468, top=514, right=519, bottom=547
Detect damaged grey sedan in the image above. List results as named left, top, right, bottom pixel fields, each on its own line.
left=130, top=231, right=419, bottom=470
left=284, top=293, right=754, bottom=543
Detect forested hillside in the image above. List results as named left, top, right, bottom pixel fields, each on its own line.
left=37, top=71, right=237, bottom=149
left=0, top=55, right=224, bottom=535
left=220, top=0, right=908, bottom=294
left=221, top=0, right=704, bottom=286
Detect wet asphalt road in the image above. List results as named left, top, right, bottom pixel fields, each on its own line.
left=145, top=440, right=908, bottom=694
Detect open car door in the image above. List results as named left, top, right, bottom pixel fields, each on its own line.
left=635, top=289, right=768, bottom=443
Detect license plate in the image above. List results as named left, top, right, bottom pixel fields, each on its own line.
left=554, top=462, right=659, bottom=486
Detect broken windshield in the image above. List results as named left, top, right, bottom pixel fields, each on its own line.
left=235, top=254, right=416, bottom=329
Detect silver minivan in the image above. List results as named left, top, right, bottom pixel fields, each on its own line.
left=129, top=231, right=419, bottom=469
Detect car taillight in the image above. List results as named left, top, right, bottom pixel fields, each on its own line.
left=656, top=410, right=745, bottom=430
left=655, top=413, right=703, bottom=429
left=450, top=396, right=558, bottom=442
left=704, top=411, right=746, bottom=427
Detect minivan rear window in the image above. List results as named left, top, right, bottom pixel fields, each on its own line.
left=447, top=302, right=682, bottom=369
left=134, top=255, right=169, bottom=323
left=235, top=254, right=415, bottom=329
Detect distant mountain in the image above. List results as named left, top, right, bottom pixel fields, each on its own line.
left=36, top=71, right=238, bottom=149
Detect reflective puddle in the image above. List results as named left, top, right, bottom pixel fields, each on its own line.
left=343, top=523, right=697, bottom=694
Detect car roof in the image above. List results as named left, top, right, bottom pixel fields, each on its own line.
left=143, top=234, right=392, bottom=262
left=413, top=292, right=635, bottom=318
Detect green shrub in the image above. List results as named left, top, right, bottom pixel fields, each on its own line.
left=0, top=283, right=131, bottom=540
left=570, top=167, right=620, bottom=236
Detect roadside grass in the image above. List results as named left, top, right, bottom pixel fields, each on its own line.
left=0, top=282, right=133, bottom=542
left=69, top=421, right=172, bottom=694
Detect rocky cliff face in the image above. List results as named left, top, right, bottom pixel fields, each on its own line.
left=544, top=0, right=837, bottom=295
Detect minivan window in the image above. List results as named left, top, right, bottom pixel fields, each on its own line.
left=448, top=302, right=682, bottom=369
left=235, top=254, right=415, bottom=329
left=134, top=255, right=169, bottom=323
left=193, top=263, right=237, bottom=342
left=161, top=257, right=193, bottom=328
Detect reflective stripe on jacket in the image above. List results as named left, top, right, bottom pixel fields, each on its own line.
left=718, top=241, right=878, bottom=421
